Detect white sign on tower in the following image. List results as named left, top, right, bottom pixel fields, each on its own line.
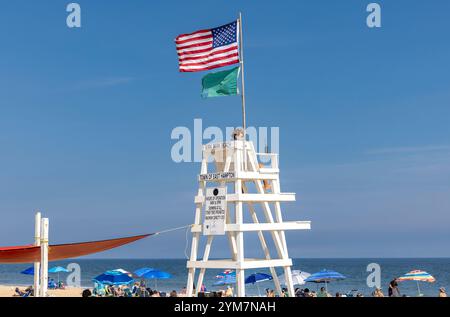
left=203, top=187, right=227, bottom=235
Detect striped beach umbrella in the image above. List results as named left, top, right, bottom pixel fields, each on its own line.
left=216, top=270, right=235, bottom=278
left=213, top=274, right=236, bottom=286
left=397, top=270, right=435, bottom=296
left=305, top=270, right=346, bottom=283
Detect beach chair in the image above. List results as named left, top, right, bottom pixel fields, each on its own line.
left=21, top=290, right=32, bottom=297
left=104, top=286, right=114, bottom=297
left=93, top=283, right=106, bottom=297
left=13, top=287, right=32, bottom=297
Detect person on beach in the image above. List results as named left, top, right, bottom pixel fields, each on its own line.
left=123, top=286, right=133, bottom=297
left=135, top=286, right=146, bottom=297
left=388, top=279, right=401, bottom=297
left=82, top=289, right=92, bottom=297
left=224, top=285, right=234, bottom=297
left=14, top=286, right=33, bottom=297
left=132, top=282, right=139, bottom=295
left=48, top=278, right=57, bottom=289
left=266, top=289, right=275, bottom=297
left=116, top=286, right=124, bottom=297
left=303, top=288, right=310, bottom=297
left=170, top=290, right=177, bottom=297
left=318, top=287, right=330, bottom=297
left=373, top=287, right=385, bottom=297
left=439, top=287, right=447, bottom=297
left=152, top=290, right=161, bottom=297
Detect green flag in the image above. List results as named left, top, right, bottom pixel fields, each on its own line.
left=201, top=67, right=240, bottom=98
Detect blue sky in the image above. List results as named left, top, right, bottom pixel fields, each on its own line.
left=0, top=0, right=449, bottom=258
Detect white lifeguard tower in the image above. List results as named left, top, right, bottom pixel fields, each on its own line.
left=185, top=135, right=311, bottom=297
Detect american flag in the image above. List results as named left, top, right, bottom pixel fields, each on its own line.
left=176, top=21, right=240, bottom=72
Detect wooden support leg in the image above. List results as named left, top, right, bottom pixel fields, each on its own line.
left=235, top=179, right=245, bottom=297
left=272, top=179, right=295, bottom=297
left=226, top=207, right=238, bottom=261
left=247, top=154, right=291, bottom=296
left=282, top=266, right=295, bottom=297
left=196, top=235, right=214, bottom=295
left=186, top=231, right=200, bottom=297
left=187, top=192, right=204, bottom=296
left=242, top=184, right=283, bottom=296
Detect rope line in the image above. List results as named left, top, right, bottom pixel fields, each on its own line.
left=150, top=224, right=193, bottom=260
left=184, top=225, right=191, bottom=260
left=154, top=224, right=193, bottom=236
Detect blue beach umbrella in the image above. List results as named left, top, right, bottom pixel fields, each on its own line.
left=136, top=269, right=172, bottom=289
left=134, top=267, right=154, bottom=277
left=93, top=271, right=134, bottom=286
left=49, top=266, right=70, bottom=283
left=48, top=266, right=70, bottom=273
left=245, top=273, right=273, bottom=296
left=20, top=267, right=35, bottom=275
left=110, top=268, right=131, bottom=276
left=134, top=267, right=154, bottom=287
left=305, top=270, right=346, bottom=293
left=140, top=269, right=172, bottom=279
left=245, top=272, right=273, bottom=284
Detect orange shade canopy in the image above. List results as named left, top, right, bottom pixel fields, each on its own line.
left=0, top=234, right=152, bottom=264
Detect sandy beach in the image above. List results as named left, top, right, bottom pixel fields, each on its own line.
left=0, top=285, right=84, bottom=297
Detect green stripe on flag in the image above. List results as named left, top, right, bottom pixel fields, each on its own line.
left=201, top=67, right=240, bottom=98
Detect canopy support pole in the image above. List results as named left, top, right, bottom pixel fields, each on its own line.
left=34, top=211, right=41, bottom=297
left=40, top=218, right=49, bottom=297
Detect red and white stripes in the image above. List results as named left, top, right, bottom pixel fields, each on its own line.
left=175, top=26, right=239, bottom=72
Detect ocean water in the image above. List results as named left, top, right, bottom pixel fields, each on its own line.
left=0, top=258, right=448, bottom=297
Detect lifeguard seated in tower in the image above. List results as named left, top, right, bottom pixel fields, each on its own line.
left=231, top=128, right=271, bottom=192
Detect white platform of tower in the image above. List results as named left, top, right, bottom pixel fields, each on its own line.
left=185, top=139, right=311, bottom=297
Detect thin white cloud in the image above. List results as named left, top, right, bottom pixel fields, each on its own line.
left=71, top=76, right=135, bottom=90
left=365, top=145, right=450, bottom=155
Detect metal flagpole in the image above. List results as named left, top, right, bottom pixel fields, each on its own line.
left=238, top=12, right=247, bottom=170
left=238, top=12, right=246, bottom=134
